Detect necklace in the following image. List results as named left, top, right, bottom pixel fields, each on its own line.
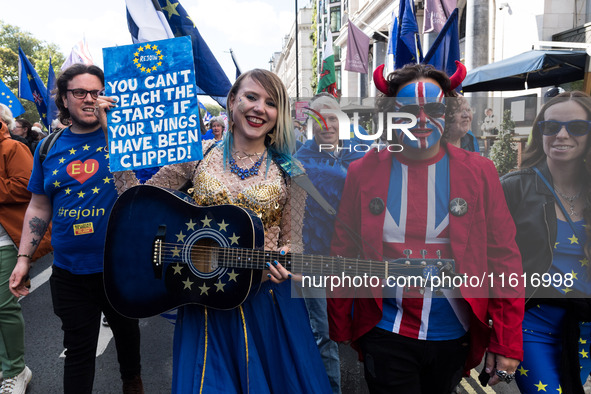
left=554, top=186, right=582, bottom=217
left=229, top=151, right=265, bottom=180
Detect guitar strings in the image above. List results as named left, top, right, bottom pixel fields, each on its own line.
left=153, top=243, right=441, bottom=272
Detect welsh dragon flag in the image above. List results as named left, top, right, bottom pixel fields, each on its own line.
left=317, top=38, right=337, bottom=97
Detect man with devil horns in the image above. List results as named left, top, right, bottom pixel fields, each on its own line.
left=326, top=62, right=524, bottom=393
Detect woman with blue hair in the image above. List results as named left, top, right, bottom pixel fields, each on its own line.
left=99, top=69, right=331, bottom=393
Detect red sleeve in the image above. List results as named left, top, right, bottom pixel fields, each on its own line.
left=327, top=160, right=363, bottom=342
left=482, top=159, right=524, bottom=361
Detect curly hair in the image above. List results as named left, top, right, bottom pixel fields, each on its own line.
left=521, top=91, right=591, bottom=261
left=54, top=64, right=104, bottom=124
left=379, top=63, right=459, bottom=99
left=442, top=96, right=472, bottom=143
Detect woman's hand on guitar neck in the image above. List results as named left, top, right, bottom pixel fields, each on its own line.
left=265, top=246, right=302, bottom=283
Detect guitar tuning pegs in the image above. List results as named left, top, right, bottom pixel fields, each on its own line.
left=436, top=250, right=441, bottom=259
left=403, top=249, right=412, bottom=258
left=420, top=249, right=427, bottom=259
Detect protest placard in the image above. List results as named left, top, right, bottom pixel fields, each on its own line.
left=103, top=36, right=203, bottom=171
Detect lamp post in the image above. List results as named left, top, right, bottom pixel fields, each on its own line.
left=295, top=0, right=300, bottom=100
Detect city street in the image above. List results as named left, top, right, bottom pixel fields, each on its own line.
left=21, top=254, right=519, bottom=393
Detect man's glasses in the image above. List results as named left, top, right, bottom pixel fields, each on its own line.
left=537, top=120, right=591, bottom=136
left=67, top=89, right=104, bottom=100
left=398, top=102, right=446, bottom=118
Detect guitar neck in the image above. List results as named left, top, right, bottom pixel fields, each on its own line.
left=216, top=248, right=439, bottom=278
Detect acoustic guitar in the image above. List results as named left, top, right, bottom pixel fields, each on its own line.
left=104, top=185, right=456, bottom=318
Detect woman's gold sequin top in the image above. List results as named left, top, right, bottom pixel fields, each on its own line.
left=112, top=140, right=305, bottom=253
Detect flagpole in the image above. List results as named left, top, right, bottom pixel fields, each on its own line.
left=295, top=0, right=300, bottom=99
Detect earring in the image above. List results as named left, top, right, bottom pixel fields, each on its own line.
left=266, top=131, right=277, bottom=145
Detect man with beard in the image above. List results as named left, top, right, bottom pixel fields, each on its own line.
left=10, top=64, right=144, bottom=394
left=327, top=64, right=524, bottom=393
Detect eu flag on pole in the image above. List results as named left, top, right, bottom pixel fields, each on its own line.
left=0, top=77, right=25, bottom=118
left=198, top=100, right=213, bottom=122
left=47, top=59, right=59, bottom=130
left=126, top=0, right=232, bottom=107
left=423, top=9, right=461, bottom=92
left=386, top=14, right=398, bottom=73
left=395, top=0, right=423, bottom=69
left=18, top=47, right=49, bottom=127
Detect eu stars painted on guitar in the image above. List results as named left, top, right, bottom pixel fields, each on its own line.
left=214, top=281, right=226, bottom=292
left=171, top=246, right=181, bottom=257
left=186, top=219, right=196, bottom=231
left=176, top=231, right=186, bottom=242
left=229, top=233, right=240, bottom=245
left=218, top=220, right=229, bottom=232
left=198, top=283, right=210, bottom=295
left=172, top=263, right=183, bottom=275
left=227, top=270, right=239, bottom=282
left=201, top=216, right=212, bottom=227
left=182, top=277, right=193, bottom=290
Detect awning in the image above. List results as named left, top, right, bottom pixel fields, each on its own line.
left=463, top=50, right=587, bottom=92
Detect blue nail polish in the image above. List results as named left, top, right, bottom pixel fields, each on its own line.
left=266, top=262, right=271, bottom=268
left=280, top=250, right=286, bottom=255
left=273, top=260, right=278, bottom=266
left=267, top=274, right=272, bottom=279
left=288, top=274, right=292, bottom=279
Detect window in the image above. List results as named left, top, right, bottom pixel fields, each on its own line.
left=330, top=7, right=341, bottom=32
left=334, top=45, right=341, bottom=62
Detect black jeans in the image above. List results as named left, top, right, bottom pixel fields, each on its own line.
left=50, top=266, right=141, bottom=394
left=359, top=327, right=469, bottom=394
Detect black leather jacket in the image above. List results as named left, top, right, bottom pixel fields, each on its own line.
left=501, top=161, right=557, bottom=302
left=502, top=161, right=591, bottom=394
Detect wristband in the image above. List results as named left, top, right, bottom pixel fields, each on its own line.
left=17, top=254, right=32, bottom=260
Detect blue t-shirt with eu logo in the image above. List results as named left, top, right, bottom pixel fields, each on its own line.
left=28, top=127, right=118, bottom=274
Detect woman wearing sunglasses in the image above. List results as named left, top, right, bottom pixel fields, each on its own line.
left=502, top=91, right=591, bottom=394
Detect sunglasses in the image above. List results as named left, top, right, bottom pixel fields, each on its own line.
left=67, top=89, right=104, bottom=100
left=398, top=102, right=446, bottom=118
left=537, top=120, right=591, bottom=136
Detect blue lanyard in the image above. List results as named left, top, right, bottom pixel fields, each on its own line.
left=532, top=167, right=584, bottom=240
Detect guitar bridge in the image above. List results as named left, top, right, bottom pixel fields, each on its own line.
left=152, top=225, right=166, bottom=279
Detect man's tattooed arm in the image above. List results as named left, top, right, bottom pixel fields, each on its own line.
left=28, top=217, right=48, bottom=248
left=17, top=193, right=52, bottom=260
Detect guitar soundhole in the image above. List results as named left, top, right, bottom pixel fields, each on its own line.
left=189, top=238, right=219, bottom=274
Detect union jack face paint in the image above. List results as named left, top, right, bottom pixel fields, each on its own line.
left=394, top=82, right=445, bottom=150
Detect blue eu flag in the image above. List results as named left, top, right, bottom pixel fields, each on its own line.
left=395, top=0, right=423, bottom=68
left=127, top=0, right=232, bottom=107
left=0, top=77, right=25, bottom=117
left=18, top=47, right=49, bottom=127
left=423, top=9, right=461, bottom=92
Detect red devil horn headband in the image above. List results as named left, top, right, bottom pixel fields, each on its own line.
left=373, top=61, right=467, bottom=96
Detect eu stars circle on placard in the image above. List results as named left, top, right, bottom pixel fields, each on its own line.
left=133, top=43, right=164, bottom=74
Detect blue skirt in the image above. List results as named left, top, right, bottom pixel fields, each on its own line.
left=171, top=280, right=332, bottom=393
